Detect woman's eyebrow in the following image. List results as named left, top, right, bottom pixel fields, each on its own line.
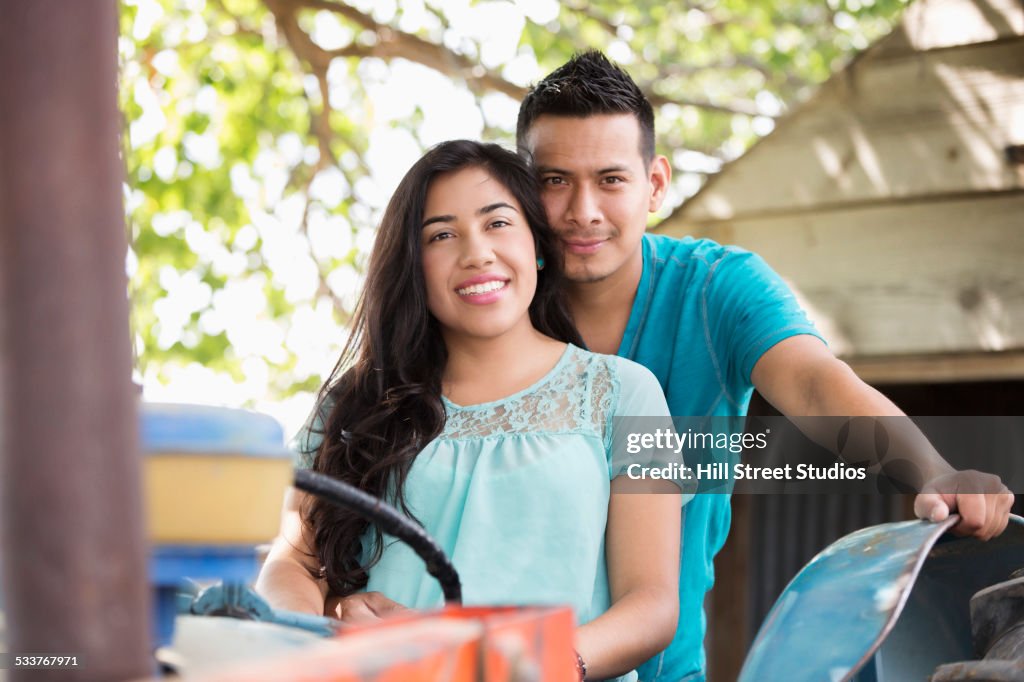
left=422, top=214, right=454, bottom=228
left=422, top=203, right=517, bottom=228
left=477, top=202, right=518, bottom=215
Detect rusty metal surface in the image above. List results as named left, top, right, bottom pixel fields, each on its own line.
left=971, top=576, right=1024, bottom=658
left=740, top=515, right=1024, bottom=682
left=931, top=659, right=1024, bottom=682
left=0, top=2, right=151, bottom=680
left=186, top=605, right=578, bottom=682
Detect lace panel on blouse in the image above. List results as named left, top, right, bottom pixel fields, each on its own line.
left=441, top=346, right=619, bottom=444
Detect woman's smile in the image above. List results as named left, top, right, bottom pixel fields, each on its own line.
left=455, top=275, right=510, bottom=303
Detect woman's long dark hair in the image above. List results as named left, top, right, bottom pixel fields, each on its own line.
left=304, top=140, right=583, bottom=597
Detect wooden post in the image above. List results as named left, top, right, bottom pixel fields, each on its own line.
left=0, top=2, right=152, bottom=680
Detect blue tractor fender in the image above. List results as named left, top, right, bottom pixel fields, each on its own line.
left=740, top=514, right=1024, bottom=682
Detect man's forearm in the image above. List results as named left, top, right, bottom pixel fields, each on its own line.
left=754, top=339, right=954, bottom=484
left=794, top=358, right=954, bottom=483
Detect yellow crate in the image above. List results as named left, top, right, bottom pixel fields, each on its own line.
left=144, top=454, right=292, bottom=544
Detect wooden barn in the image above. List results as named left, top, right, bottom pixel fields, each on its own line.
left=654, top=0, right=1024, bottom=677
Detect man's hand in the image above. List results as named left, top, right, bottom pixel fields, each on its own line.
left=914, top=470, right=1014, bottom=540
left=325, top=591, right=408, bottom=623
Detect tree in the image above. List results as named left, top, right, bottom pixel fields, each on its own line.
left=119, top=0, right=909, bottom=425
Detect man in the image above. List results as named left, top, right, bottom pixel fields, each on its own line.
left=515, top=51, right=1013, bottom=681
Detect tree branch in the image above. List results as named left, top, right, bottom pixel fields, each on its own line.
left=311, top=68, right=337, bottom=168
left=645, top=90, right=767, bottom=117
left=208, top=0, right=265, bottom=40
left=272, top=0, right=528, bottom=100
left=265, top=0, right=780, bottom=126
left=561, top=1, right=620, bottom=38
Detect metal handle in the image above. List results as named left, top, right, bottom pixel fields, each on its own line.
left=294, top=468, right=462, bottom=604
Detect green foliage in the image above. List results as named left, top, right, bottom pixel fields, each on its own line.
left=121, top=0, right=910, bottom=409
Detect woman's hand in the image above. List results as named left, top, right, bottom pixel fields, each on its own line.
left=326, top=591, right=408, bottom=622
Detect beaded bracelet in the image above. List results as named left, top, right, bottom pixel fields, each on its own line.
left=575, top=650, right=588, bottom=681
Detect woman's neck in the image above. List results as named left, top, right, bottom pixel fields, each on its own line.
left=441, top=324, right=568, bottom=406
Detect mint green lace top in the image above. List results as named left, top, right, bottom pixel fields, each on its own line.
left=295, top=345, right=676, bottom=681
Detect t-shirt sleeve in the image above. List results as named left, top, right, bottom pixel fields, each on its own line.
left=290, top=398, right=331, bottom=470
left=704, top=248, right=825, bottom=387
left=608, top=358, right=692, bottom=499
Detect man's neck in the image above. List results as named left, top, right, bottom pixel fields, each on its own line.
left=567, top=248, right=643, bottom=355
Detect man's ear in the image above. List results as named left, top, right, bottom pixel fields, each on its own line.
left=647, top=155, right=672, bottom=213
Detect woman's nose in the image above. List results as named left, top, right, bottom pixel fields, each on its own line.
left=458, top=232, right=495, bottom=268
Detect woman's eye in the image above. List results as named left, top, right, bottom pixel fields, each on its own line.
left=428, top=231, right=453, bottom=243
left=489, top=219, right=510, bottom=229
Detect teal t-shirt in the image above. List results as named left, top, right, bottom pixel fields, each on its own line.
left=295, top=344, right=682, bottom=682
left=626, top=234, right=823, bottom=682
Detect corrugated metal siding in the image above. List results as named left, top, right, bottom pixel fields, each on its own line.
left=747, top=494, right=907, bottom=643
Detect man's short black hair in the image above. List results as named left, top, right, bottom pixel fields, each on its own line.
left=516, top=50, right=656, bottom=165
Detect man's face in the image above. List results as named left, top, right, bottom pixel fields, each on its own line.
left=524, top=113, right=670, bottom=284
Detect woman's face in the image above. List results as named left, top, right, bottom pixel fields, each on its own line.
left=420, top=165, right=538, bottom=345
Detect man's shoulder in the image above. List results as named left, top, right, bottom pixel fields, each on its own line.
left=643, top=232, right=752, bottom=272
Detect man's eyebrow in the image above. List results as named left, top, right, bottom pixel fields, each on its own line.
left=478, top=202, right=518, bottom=215
left=422, top=214, right=455, bottom=228
left=535, top=165, right=632, bottom=176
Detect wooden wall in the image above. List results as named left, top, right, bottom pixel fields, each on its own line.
left=657, top=0, right=1024, bottom=370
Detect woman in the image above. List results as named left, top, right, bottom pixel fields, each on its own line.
left=256, top=141, right=682, bottom=681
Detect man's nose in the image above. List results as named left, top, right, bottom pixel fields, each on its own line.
left=565, top=184, right=603, bottom=227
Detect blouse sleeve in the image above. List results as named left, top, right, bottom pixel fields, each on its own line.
left=290, top=398, right=332, bottom=470
left=607, top=357, right=693, bottom=499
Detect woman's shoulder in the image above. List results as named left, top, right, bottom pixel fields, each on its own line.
left=569, top=347, right=668, bottom=420
left=568, top=345, right=660, bottom=388
left=558, top=344, right=619, bottom=391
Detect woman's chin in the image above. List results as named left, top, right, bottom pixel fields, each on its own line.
left=441, top=315, right=534, bottom=345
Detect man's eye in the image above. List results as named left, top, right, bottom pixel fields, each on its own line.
left=542, top=176, right=566, bottom=186
left=603, top=176, right=625, bottom=184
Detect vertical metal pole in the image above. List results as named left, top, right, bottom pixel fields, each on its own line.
left=0, top=2, right=151, bottom=680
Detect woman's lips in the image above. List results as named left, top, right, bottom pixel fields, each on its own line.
left=455, top=279, right=509, bottom=305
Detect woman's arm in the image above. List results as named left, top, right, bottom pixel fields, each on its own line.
left=576, top=479, right=682, bottom=679
left=255, top=486, right=410, bottom=621
left=255, top=487, right=328, bottom=616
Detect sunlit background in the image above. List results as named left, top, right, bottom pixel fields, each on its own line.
left=119, top=0, right=910, bottom=435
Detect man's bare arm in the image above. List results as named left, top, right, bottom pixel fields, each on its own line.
left=751, top=335, right=1013, bottom=540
